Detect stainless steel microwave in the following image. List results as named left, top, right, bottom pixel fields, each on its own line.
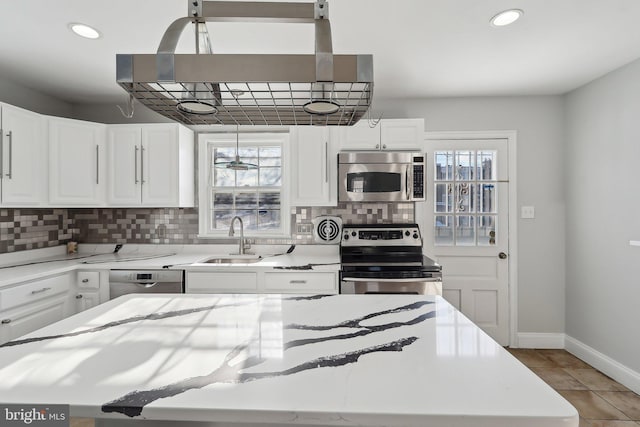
left=338, top=151, right=425, bottom=202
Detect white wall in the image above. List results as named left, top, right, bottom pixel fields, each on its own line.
left=377, top=96, right=566, bottom=336
left=0, top=73, right=73, bottom=117
left=565, top=58, right=640, bottom=373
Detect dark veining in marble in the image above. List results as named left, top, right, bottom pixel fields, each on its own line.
left=273, top=262, right=340, bottom=271
left=102, top=337, right=418, bottom=417
left=0, top=298, right=259, bottom=348
left=281, top=294, right=335, bottom=301
left=284, top=310, right=436, bottom=349
left=286, top=300, right=434, bottom=331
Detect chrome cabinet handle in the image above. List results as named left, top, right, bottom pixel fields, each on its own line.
left=405, top=167, right=410, bottom=200
left=1, top=319, right=11, bottom=324
left=498, top=252, right=508, bottom=259
left=134, top=146, right=139, bottom=184
left=96, top=145, right=99, bottom=184
left=375, top=144, right=379, bottom=149
left=5, top=131, right=12, bottom=179
left=382, top=144, right=387, bottom=149
left=31, top=287, right=51, bottom=295
left=76, top=294, right=83, bottom=299
left=141, top=145, right=146, bottom=184
left=0, top=128, right=3, bottom=179
left=324, top=141, right=328, bottom=183
left=289, top=280, right=307, bottom=284
left=82, top=278, right=89, bottom=283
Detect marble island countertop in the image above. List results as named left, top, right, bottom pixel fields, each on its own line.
left=0, top=294, right=578, bottom=427
left=0, top=244, right=340, bottom=288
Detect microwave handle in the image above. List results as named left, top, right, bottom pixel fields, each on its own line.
left=405, top=166, right=410, bottom=200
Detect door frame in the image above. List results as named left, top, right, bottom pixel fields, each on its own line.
left=422, top=130, right=519, bottom=347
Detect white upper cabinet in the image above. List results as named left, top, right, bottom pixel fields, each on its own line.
left=0, top=103, right=47, bottom=206
left=289, top=126, right=338, bottom=206
left=338, top=118, right=425, bottom=151
left=48, top=117, right=106, bottom=206
left=107, top=123, right=194, bottom=207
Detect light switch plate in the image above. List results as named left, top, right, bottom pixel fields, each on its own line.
left=521, top=206, right=535, bottom=219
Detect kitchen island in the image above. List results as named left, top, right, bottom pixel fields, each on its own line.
left=0, top=294, right=578, bottom=427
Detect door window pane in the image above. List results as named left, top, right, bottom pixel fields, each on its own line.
left=478, top=215, right=497, bottom=246
left=435, top=151, right=454, bottom=180
left=455, top=183, right=475, bottom=213
left=455, top=216, right=475, bottom=246
left=477, top=151, right=496, bottom=180
left=435, top=183, right=453, bottom=213
left=476, top=183, right=496, bottom=213
left=435, top=215, right=453, bottom=245
left=456, top=151, right=475, bottom=181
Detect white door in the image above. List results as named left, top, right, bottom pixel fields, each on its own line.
left=0, top=104, right=46, bottom=205
left=48, top=117, right=106, bottom=205
left=419, top=138, right=511, bottom=345
left=107, top=125, right=141, bottom=205
left=141, top=125, right=178, bottom=206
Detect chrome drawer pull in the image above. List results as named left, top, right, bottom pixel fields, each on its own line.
left=289, top=280, right=307, bottom=284
left=76, top=294, right=83, bottom=299
left=31, top=287, right=51, bottom=295
left=1, top=319, right=11, bottom=324
left=82, top=279, right=89, bottom=283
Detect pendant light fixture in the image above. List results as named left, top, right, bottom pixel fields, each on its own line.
left=214, top=126, right=258, bottom=171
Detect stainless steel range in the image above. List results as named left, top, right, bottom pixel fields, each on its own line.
left=339, top=223, right=442, bottom=295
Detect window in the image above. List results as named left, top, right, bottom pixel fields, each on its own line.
left=198, top=132, right=289, bottom=237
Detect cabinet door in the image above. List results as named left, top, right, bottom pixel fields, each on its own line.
left=75, top=292, right=100, bottom=312
left=107, top=125, right=141, bottom=205
left=290, top=126, right=337, bottom=206
left=380, top=119, right=424, bottom=150
left=263, top=272, right=338, bottom=293
left=337, top=120, right=381, bottom=150
left=0, top=104, right=46, bottom=205
left=48, top=117, right=106, bottom=205
left=141, top=125, right=178, bottom=206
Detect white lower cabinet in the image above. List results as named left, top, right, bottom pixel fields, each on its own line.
left=185, top=270, right=338, bottom=294
left=75, top=271, right=103, bottom=312
left=0, top=273, right=73, bottom=345
left=186, top=271, right=258, bottom=293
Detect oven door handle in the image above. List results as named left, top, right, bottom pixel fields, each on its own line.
left=342, top=277, right=442, bottom=283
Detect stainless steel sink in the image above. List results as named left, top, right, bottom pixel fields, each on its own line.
left=201, top=256, right=262, bottom=264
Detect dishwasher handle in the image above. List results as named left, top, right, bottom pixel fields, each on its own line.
left=135, top=282, right=159, bottom=288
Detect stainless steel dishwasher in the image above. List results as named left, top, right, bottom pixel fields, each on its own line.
left=108, top=270, right=184, bottom=300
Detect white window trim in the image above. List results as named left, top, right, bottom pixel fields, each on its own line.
left=197, top=132, right=290, bottom=239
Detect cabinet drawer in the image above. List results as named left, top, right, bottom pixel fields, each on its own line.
left=0, top=275, right=71, bottom=311
left=186, top=272, right=258, bottom=293
left=77, top=271, right=100, bottom=290
left=0, top=295, right=69, bottom=345
left=264, top=272, right=337, bottom=293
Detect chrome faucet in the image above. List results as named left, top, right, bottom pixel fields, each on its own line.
left=229, top=216, right=247, bottom=255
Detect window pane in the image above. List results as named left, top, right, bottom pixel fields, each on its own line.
left=455, top=183, right=475, bottom=213
left=476, top=183, right=496, bottom=213
left=238, top=147, right=258, bottom=158
left=477, top=151, right=496, bottom=180
left=236, top=169, right=258, bottom=187
left=435, top=151, right=453, bottom=181
left=236, top=192, right=257, bottom=209
left=213, top=167, right=235, bottom=187
left=213, top=147, right=236, bottom=163
left=478, top=215, right=496, bottom=246
left=258, top=210, right=280, bottom=230
left=213, top=192, right=233, bottom=208
left=455, top=151, right=475, bottom=181
left=259, top=147, right=281, bottom=166
left=237, top=210, right=258, bottom=230
left=435, top=215, right=453, bottom=246
left=455, top=215, right=475, bottom=246
left=259, top=192, right=280, bottom=209
left=212, top=210, right=234, bottom=229
left=260, top=167, right=282, bottom=186
left=435, top=183, right=452, bottom=213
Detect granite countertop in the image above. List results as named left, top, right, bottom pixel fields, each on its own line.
left=0, top=245, right=341, bottom=288
left=0, top=294, right=578, bottom=427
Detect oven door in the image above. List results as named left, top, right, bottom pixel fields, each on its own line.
left=338, top=163, right=412, bottom=202
left=340, top=277, right=442, bottom=295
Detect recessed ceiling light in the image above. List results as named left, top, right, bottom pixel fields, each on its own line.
left=490, top=9, right=523, bottom=27
left=68, top=23, right=101, bottom=39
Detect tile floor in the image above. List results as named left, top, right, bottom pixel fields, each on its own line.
left=507, top=348, right=640, bottom=427
left=70, top=349, right=639, bottom=427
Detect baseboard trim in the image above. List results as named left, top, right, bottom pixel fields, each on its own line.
left=516, top=333, right=565, bottom=349
left=565, top=335, right=640, bottom=394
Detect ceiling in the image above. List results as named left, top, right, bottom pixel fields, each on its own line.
left=1, top=0, right=640, bottom=106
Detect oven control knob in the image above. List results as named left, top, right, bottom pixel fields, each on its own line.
left=405, top=230, right=410, bottom=236
left=413, top=233, right=419, bottom=239
left=343, top=234, right=349, bottom=240
left=351, top=231, right=356, bottom=237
